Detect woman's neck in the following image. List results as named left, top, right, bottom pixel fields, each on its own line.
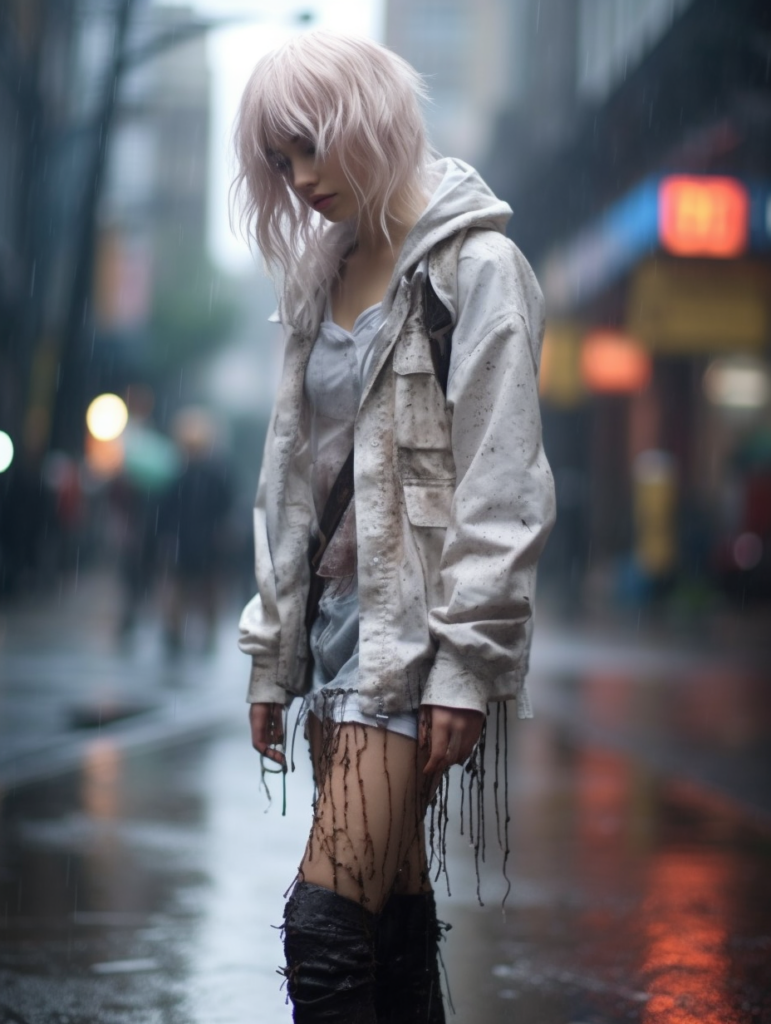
left=330, top=190, right=428, bottom=332
left=353, top=190, right=428, bottom=258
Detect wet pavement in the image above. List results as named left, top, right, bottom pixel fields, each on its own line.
left=0, top=573, right=241, bottom=791
left=1, top=572, right=770, bottom=1023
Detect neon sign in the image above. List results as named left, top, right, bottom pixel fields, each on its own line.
left=659, top=176, right=749, bottom=258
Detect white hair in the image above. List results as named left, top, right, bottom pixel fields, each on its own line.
left=231, top=31, right=432, bottom=319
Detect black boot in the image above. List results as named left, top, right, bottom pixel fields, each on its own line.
left=374, top=891, right=448, bottom=1023
left=283, top=881, right=378, bottom=1023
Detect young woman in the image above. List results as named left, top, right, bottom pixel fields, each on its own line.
left=233, top=31, right=555, bottom=1023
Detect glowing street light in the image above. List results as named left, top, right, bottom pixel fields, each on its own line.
left=86, top=394, right=129, bottom=441
left=0, top=431, right=14, bottom=473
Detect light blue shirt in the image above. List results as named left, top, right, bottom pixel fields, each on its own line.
left=303, top=301, right=418, bottom=739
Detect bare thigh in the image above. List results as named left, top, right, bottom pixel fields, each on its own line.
left=300, top=717, right=433, bottom=911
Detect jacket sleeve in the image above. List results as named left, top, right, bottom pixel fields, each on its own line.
left=420, top=238, right=556, bottom=713
left=238, top=447, right=289, bottom=705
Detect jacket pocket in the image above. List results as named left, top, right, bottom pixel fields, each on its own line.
left=397, top=446, right=456, bottom=484
left=402, top=480, right=454, bottom=528
left=393, top=368, right=452, bottom=452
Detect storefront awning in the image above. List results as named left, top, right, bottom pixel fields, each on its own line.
left=541, top=175, right=771, bottom=314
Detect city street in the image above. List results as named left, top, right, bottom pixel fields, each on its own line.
left=2, top=2, right=771, bottom=1022
left=1, top=572, right=770, bottom=1023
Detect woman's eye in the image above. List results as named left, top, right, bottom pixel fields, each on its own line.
left=292, top=136, right=316, bottom=158
left=266, top=150, right=291, bottom=175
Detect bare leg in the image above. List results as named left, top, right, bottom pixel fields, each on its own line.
left=301, top=716, right=433, bottom=912
left=284, top=715, right=446, bottom=1022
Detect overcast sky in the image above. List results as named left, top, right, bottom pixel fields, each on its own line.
left=161, top=0, right=384, bottom=273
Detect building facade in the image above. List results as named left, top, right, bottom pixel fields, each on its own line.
left=385, top=0, right=515, bottom=165
left=385, top=0, right=771, bottom=605
left=484, top=0, right=771, bottom=605
left=0, top=0, right=217, bottom=593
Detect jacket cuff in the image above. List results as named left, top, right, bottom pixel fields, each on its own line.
left=420, top=648, right=489, bottom=715
left=245, top=657, right=289, bottom=705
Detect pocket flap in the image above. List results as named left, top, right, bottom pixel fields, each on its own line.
left=393, top=338, right=435, bottom=376
left=402, top=481, right=454, bottom=528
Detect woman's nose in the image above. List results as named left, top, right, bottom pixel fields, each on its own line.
left=292, top=157, right=318, bottom=190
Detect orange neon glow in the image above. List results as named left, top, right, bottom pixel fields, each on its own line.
left=581, top=331, right=652, bottom=393
left=659, top=176, right=749, bottom=258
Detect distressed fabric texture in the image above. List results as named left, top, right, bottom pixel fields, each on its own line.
left=239, top=157, right=556, bottom=719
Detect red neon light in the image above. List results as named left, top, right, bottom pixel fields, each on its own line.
left=581, top=332, right=652, bottom=394
left=659, top=176, right=748, bottom=258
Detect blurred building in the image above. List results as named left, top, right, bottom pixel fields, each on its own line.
left=94, top=3, right=213, bottom=395
left=513, top=0, right=771, bottom=606
left=385, top=0, right=516, bottom=165
left=1, top=0, right=87, bottom=591
left=390, top=0, right=771, bottom=606
left=1, top=0, right=75, bottom=454
left=0, top=0, right=223, bottom=593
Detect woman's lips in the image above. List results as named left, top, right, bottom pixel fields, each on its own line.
left=311, top=194, right=335, bottom=212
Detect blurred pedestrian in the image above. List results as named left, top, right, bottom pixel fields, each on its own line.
left=159, top=408, right=232, bottom=654
left=233, top=31, right=555, bottom=1022
left=108, top=467, right=160, bottom=638
left=108, top=388, right=180, bottom=642
left=0, top=465, right=47, bottom=595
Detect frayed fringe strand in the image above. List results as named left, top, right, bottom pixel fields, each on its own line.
left=264, top=697, right=517, bottom=910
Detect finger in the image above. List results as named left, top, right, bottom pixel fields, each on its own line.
left=450, top=722, right=478, bottom=765
left=249, top=707, right=267, bottom=750
left=455, top=736, right=477, bottom=766
left=266, top=711, right=287, bottom=769
left=250, top=703, right=282, bottom=741
left=249, top=705, right=281, bottom=753
left=251, top=724, right=287, bottom=769
left=249, top=706, right=272, bottom=749
left=267, top=706, right=285, bottom=745
left=423, top=716, right=452, bottom=775
left=418, top=707, right=430, bottom=749
left=261, top=746, right=287, bottom=769
left=450, top=713, right=484, bottom=766
left=445, top=730, right=462, bottom=765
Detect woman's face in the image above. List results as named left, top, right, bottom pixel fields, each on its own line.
left=269, top=137, right=359, bottom=223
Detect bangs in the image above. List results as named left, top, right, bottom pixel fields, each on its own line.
left=258, top=98, right=321, bottom=160
left=251, top=34, right=389, bottom=161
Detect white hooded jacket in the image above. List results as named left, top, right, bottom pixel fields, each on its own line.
left=238, top=158, right=556, bottom=717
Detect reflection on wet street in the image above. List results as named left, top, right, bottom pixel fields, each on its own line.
left=444, top=726, right=771, bottom=1023
left=0, top=719, right=311, bottom=1023
left=1, top=624, right=770, bottom=1023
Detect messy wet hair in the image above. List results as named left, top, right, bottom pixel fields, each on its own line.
left=231, top=31, right=431, bottom=316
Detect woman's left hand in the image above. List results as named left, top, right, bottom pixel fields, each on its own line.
left=419, top=704, right=485, bottom=775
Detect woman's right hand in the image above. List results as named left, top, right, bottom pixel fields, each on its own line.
left=249, top=702, right=286, bottom=770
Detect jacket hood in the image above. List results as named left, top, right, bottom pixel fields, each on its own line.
left=392, top=157, right=512, bottom=284
left=280, top=158, right=511, bottom=330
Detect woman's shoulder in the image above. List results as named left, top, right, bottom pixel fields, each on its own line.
left=458, top=229, right=536, bottom=280
left=455, top=228, right=543, bottom=327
